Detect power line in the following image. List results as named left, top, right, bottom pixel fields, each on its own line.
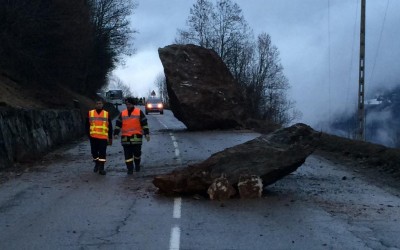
left=345, top=0, right=360, bottom=139
left=368, top=0, right=390, bottom=91
left=327, top=0, right=332, bottom=129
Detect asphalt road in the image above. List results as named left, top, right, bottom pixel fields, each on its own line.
left=1, top=108, right=400, bottom=250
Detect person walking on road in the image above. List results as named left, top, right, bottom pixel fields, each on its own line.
left=113, top=97, right=150, bottom=175
left=86, top=99, right=113, bottom=175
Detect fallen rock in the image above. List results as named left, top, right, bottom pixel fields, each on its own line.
left=158, top=44, right=247, bottom=131
left=237, top=175, right=263, bottom=199
left=153, top=123, right=321, bottom=196
left=207, top=174, right=236, bottom=201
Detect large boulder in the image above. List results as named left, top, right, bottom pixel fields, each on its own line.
left=158, top=44, right=247, bottom=131
left=153, top=123, right=321, bottom=196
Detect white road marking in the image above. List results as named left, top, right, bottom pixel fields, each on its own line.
left=168, top=134, right=182, bottom=250
left=156, top=118, right=183, bottom=249
left=174, top=148, right=180, bottom=158
left=170, top=133, right=182, bottom=165
left=173, top=197, right=182, bottom=219
left=169, top=225, right=181, bottom=250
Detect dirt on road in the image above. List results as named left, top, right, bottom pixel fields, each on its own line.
left=1, top=131, right=400, bottom=197
left=316, top=132, right=400, bottom=192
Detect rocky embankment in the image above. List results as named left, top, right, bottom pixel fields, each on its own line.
left=0, top=107, right=84, bottom=169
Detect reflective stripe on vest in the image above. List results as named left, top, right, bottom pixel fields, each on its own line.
left=121, top=108, right=142, bottom=136
left=89, top=110, right=109, bottom=140
left=121, top=134, right=143, bottom=145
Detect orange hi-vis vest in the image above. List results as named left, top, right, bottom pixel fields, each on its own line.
left=89, top=109, right=109, bottom=140
left=121, top=108, right=142, bottom=136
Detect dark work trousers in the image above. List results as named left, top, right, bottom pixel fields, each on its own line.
left=123, top=144, right=142, bottom=168
left=90, top=137, right=108, bottom=162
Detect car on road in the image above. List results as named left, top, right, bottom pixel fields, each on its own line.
left=145, top=97, right=164, bottom=115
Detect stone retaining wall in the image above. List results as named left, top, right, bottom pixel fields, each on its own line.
left=0, top=107, right=84, bottom=169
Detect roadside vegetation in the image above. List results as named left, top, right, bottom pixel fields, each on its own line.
left=0, top=0, right=136, bottom=98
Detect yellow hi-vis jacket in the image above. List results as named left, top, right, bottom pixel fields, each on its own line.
left=89, top=109, right=109, bottom=140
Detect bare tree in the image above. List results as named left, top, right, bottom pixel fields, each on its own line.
left=246, top=33, right=301, bottom=125
left=177, top=0, right=252, bottom=78
left=108, top=75, right=132, bottom=97
left=211, top=0, right=250, bottom=62
left=176, top=0, right=214, bottom=47
left=248, top=33, right=283, bottom=117
left=88, top=0, right=137, bottom=63
left=84, top=0, right=137, bottom=93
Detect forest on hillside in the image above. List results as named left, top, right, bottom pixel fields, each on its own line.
left=331, top=85, right=400, bottom=148
left=0, top=0, right=135, bottom=96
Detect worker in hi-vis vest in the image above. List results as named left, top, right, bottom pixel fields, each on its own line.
left=113, top=97, right=150, bottom=175
left=86, top=99, right=113, bottom=175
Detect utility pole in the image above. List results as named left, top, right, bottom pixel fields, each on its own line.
left=357, top=0, right=366, bottom=140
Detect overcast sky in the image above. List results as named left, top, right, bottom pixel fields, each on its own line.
left=113, top=0, right=400, bottom=128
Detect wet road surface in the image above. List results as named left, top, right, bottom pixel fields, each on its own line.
left=1, top=108, right=400, bottom=249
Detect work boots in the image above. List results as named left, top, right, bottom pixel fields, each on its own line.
left=134, top=159, right=141, bottom=172
left=98, top=162, right=106, bottom=175
left=93, top=160, right=99, bottom=173
left=126, top=162, right=134, bottom=175
left=135, top=164, right=141, bottom=172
